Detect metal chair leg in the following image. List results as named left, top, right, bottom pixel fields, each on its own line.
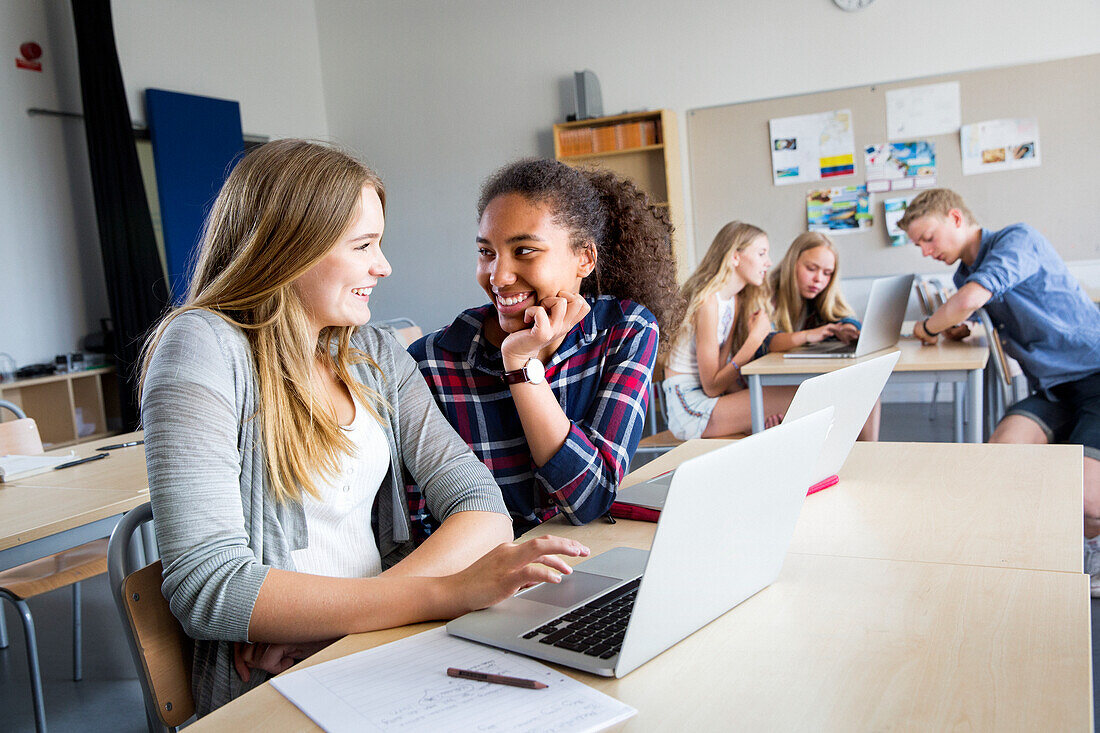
left=0, top=591, right=47, bottom=733
left=928, top=382, right=940, bottom=420
left=72, top=581, right=82, bottom=681
left=0, top=600, right=9, bottom=648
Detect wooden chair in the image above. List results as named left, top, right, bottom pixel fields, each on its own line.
left=0, top=412, right=109, bottom=733
left=975, top=308, right=1029, bottom=437
left=0, top=416, right=46, bottom=455
left=107, top=501, right=194, bottom=732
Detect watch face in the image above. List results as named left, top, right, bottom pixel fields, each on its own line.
left=525, top=358, right=546, bottom=385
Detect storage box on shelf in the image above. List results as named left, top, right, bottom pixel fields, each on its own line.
left=0, top=367, right=121, bottom=449
left=553, top=109, right=687, bottom=278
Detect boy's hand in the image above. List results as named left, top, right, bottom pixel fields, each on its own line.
left=944, top=323, right=971, bottom=341
left=913, top=320, right=938, bottom=346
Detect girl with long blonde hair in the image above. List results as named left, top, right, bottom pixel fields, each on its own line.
left=140, top=140, right=589, bottom=715
left=765, top=231, right=880, bottom=440
left=767, top=231, right=859, bottom=350
left=663, top=221, right=795, bottom=439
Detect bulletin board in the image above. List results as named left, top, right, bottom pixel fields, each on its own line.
left=686, top=54, right=1100, bottom=275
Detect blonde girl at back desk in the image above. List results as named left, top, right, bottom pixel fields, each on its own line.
left=662, top=221, right=796, bottom=439
left=765, top=231, right=880, bottom=440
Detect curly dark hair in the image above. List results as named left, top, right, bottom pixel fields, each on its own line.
left=477, top=159, right=684, bottom=354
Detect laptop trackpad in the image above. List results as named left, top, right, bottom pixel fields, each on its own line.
left=518, top=571, right=622, bottom=607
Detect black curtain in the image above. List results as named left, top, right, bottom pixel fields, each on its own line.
left=71, top=0, right=169, bottom=429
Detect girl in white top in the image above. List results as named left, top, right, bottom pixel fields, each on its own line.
left=663, top=221, right=795, bottom=440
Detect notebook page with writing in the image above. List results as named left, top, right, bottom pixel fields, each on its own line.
left=271, top=627, right=636, bottom=733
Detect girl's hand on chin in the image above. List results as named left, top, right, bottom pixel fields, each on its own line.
left=501, top=291, right=590, bottom=363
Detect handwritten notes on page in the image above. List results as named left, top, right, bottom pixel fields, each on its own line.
left=270, top=627, right=636, bottom=732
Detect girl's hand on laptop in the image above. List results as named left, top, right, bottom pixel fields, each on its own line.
left=804, top=323, right=841, bottom=344
left=501, top=291, right=590, bottom=367
left=834, top=323, right=860, bottom=344
left=448, top=535, right=591, bottom=613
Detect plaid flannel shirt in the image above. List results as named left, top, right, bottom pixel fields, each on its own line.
left=408, top=296, right=658, bottom=535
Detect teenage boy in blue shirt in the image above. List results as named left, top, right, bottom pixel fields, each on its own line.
left=899, top=188, right=1100, bottom=593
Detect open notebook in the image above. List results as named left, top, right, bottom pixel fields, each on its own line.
left=271, top=627, right=635, bottom=733
left=0, top=453, right=73, bottom=482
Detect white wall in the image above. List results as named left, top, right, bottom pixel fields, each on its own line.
left=1, top=0, right=106, bottom=367
left=112, top=0, right=330, bottom=139
left=314, top=0, right=1100, bottom=334
left=0, top=0, right=330, bottom=368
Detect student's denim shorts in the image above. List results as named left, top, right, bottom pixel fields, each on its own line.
left=1005, top=370, right=1100, bottom=460
left=662, top=373, right=718, bottom=441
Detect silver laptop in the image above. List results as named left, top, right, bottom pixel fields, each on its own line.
left=783, top=274, right=914, bottom=358
left=446, top=409, right=832, bottom=677
left=619, top=351, right=899, bottom=511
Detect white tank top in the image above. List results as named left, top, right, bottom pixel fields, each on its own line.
left=667, top=294, right=736, bottom=374
left=290, top=397, right=389, bottom=578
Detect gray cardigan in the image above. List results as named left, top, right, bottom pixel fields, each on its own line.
left=141, top=310, right=507, bottom=715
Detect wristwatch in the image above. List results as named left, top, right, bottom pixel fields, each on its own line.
left=502, top=357, right=546, bottom=385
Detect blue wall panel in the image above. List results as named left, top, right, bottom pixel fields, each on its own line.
left=145, top=89, right=244, bottom=303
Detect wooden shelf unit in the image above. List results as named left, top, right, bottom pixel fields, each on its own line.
left=0, top=367, right=122, bottom=449
left=553, top=109, right=687, bottom=278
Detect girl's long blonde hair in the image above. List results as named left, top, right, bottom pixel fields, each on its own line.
left=140, top=139, right=387, bottom=504
left=769, top=231, right=854, bottom=333
left=678, top=221, right=769, bottom=354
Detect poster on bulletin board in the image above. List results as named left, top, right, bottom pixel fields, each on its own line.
left=807, top=185, right=872, bottom=233
left=961, top=118, right=1041, bottom=176
left=864, top=141, right=936, bottom=192
left=883, top=195, right=917, bottom=246
left=769, top=109, right=855, bottom=186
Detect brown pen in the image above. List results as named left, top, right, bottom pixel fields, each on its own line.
left=446, top=667, right=548, bottom=689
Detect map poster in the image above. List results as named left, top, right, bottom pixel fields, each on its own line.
left=769, top=109, right=856, bottom=186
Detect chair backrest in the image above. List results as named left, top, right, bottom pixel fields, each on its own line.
left=376, top=317, right=423, bottom=347
left=107, top=502, right=194, bottom=731
left=914, top=278, right=936, bottom=316
left=0, top=418, right=44, bottom=455
left=975, top=309, right=1014, bottom=389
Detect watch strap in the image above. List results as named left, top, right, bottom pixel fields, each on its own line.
left=502, top=367, right=529, bottom=384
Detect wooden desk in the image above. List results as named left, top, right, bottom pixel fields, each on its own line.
left=0, top=432, right=147, bottom=572
left=191, top=441, right=1091, bottom=731
left=621, top=440, right=1082, bottom=573
left=193, top=515, right=1091, bottom=731
left=741, top=332, right=989, bottom=442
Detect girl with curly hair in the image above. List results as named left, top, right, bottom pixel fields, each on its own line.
left=409, top=158, right=683, bottom=534
left=663, top=221, right=795, bottom=440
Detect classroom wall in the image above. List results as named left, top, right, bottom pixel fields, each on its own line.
left=314, top=0, right=1100, bottom=334
left=1, top=0, right=106, bottom=369
left=7, top=0, right=1100, bottom=393
left=0, top=0, right=330, bottom=368
left=111, top=0, right=330, bottom=139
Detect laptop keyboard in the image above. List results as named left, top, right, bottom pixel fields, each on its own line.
left=520, top=577, right=641, bottom=660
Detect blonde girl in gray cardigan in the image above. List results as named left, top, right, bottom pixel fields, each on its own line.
left=140, top=140, right=589, bottom=715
